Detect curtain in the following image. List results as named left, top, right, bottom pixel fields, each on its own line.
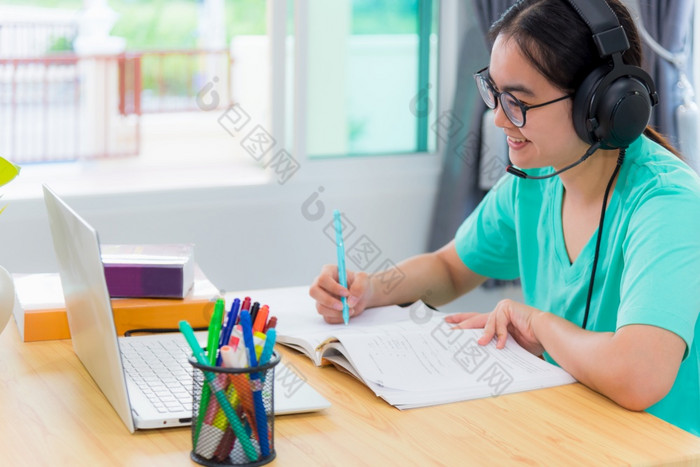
left=635, top=0, right=695, bottom=151
left=427, top=0, right=516, bottom=252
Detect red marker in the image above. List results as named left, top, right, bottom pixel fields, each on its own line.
left=263, top=316, right=277, bottom=333
left=236, top=297, right=251, bottom=324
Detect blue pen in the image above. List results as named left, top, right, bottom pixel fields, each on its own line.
left=239, top=311, right=271, bottom=458
left=179, top=321, right=258, bottom=462
left=333, top=209, right=350, bottom=325
left=217, top=298, right=241, bottom=366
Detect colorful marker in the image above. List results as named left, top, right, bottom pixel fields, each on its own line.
left=217, top=298, right=241, bottom=365
left=263, top=316, right=277, bottom=333
left=253, top=304, right=269, bottom=334
left=249, top=301, right=261, bottom=324
left=239, top=311, right=271, bottom=458
left=193, top=299, right=224, bottom=446
left=179, top=320, right=258, bottom=462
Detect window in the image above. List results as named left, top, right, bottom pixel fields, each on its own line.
left=297, top=0, right=439, bottom=158
left=0, top=0, right=445, bottom=190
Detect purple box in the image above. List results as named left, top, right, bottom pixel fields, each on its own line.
left=101, top=244, right=195, bottom=299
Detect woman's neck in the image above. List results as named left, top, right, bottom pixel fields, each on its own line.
left=558, top=147, right=622, bottom=205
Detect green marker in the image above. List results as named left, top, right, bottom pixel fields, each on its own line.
left=193, top=300, right=224, bottom=448
left=207, top=299, right=225, bottom=365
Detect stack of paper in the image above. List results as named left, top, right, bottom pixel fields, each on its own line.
left=313, top=315, right=576, bottom=409
left=253, top=287, right=576, bottom=409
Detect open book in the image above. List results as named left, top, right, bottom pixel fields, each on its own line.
left=257, top=287, right=576, bottom=409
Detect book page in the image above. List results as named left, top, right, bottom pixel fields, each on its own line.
left=271, top=288, right=422, bottom=362
left=333, top=315, right=575, bottom=405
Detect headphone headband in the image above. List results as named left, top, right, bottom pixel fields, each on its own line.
left=565, top=0, right=657, bottom=149
left=566, top=0, right=629, bottom=56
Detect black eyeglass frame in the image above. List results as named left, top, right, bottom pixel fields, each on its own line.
left=473, top=66, right=573, bottom=128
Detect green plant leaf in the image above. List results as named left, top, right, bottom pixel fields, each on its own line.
left=0, top=157, right=20, bottom=188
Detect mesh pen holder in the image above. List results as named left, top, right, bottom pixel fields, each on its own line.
left=189, top=352, right=280, bottom=467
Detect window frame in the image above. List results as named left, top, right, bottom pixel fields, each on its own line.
left=266, top=0, right=458, bottom=183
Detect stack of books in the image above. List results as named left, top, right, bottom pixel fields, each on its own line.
left=12, top=244, right=220, bottom=342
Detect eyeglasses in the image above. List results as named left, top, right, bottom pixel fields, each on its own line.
left=473, top=67, right=573, bottom=128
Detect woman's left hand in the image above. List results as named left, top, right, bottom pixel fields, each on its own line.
left=445, top=299, right=546, bottom=356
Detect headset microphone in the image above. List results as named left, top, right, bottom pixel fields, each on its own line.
left=506, top=142, right=601, bottom=179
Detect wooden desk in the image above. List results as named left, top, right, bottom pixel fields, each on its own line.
left=1, top=318, right=699, bottom=466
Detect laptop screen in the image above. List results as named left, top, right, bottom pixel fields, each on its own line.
left=43, top=185, right=136, bottom=432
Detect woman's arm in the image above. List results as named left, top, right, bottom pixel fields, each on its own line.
left=533, top=312, right=685, bottom=411
left=366, top=240, right=488, bottom=308
left=449, top=300, right=686, bottom=411
left=310, top=240, right=487, bottom=323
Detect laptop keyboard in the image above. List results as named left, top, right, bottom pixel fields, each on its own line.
left=120, top=337, right=194, bottom=414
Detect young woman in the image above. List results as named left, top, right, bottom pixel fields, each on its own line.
left=309, top=0, right=700, bottom=436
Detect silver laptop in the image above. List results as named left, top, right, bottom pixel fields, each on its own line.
left=43, top=185, right=329, bottom=433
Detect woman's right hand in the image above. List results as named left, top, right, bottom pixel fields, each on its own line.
left=309, top=264, right=372, bottom=324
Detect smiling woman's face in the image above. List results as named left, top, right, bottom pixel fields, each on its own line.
left=488, top=34, right=590, bottom=170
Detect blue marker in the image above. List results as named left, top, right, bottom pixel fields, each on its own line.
left=259, top=329, right=276, bottom=366
left=333, top=209, right=350, bottom=325
left=239, top=311, right=271, bottom=458
left=259, top=328, right=277, bottom=384
left=217, top=298, right=241, bottom=366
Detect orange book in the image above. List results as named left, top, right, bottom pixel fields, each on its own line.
left=12, top=268, right=220, bottom=342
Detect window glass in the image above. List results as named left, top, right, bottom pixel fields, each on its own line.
left=305, top=0, right=438, bottom=157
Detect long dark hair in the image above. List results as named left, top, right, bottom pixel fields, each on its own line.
left=489, top=0, right=681, bottom=158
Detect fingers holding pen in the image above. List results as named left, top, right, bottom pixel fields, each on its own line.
left=309, top=265, right=369, bottom=323
left=346, top=270, right=370, bottom=315
left=318, top=264, right=350, bottom=297
left=309, top=265, right=345, bottom=321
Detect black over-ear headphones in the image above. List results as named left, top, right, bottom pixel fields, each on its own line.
left=566, top=0, right=658, bottom=150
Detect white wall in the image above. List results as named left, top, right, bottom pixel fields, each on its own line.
left=0, top=156, right=439, bottom=294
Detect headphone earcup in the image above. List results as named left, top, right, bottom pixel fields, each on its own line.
left=595, top=74, right=652, bottom=149
left=573, top=65, right=653, bottom=149
left=572, top=66, right=608, bottom=146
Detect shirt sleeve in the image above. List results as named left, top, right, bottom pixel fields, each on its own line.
left=618, top=182, right=700, bottom=356
left=454, top=175, right=520, bottom=280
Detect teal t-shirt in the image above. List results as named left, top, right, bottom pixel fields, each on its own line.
left=455, top=135, right=700, bottom=436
